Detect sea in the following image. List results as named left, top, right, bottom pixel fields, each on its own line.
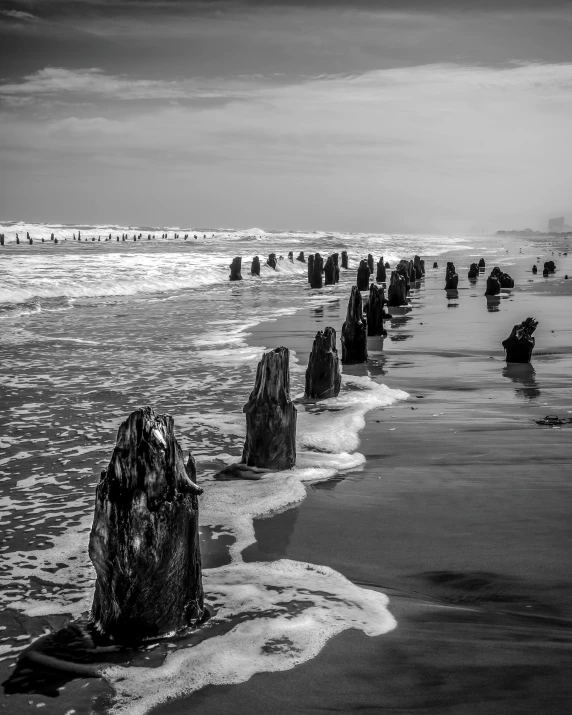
left=0, top=220, right=512, bottom=714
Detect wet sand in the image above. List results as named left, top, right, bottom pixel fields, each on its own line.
left=156, top=238, right=572, bottom=714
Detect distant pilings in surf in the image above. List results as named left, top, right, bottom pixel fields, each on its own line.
left=341, top=251, right=348, bottom=269
left=297, top=251, right=305, bottom=263
left=267, top=253, right=277, bottom=270
left=251, top=256, right=261, bottom=276
left=229, top=257, right=243, bottom=281
left=305, top=327, right=341, bottom=399
left=242, top=347, right=297, bottom=470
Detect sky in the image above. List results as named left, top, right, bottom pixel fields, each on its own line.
left=1, top=0, right=571, bottom=233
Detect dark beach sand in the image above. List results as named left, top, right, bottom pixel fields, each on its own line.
left=156, top=239, right=572, bottom=714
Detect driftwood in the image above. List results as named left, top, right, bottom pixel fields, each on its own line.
left=367, top=254, right=374, bottom=275
left=367, top=283, right=386, bottom=336
left=251, top=256, right=261, bottom=276
left=376, top=258, right=386, bottom=282
left=387, top=271, right=408, bottom=306
left=341, top=286, right=368, bottom=363
left=357, top=259, right=370, bottom=290
left=297, top=251, right=305, bottom=263
left=267, top=254, right=277, bottom=270
left=341, top=250, right=348, bottom=269
left=468, top=263, right=479, bottom=278
left=502, top=318, right=538, bottom=363
left=89, top=407, right=204, bottom=642
left=229, top=257, right=243, bottom=281
left=305, top=327, right=342, bottom=399
left=445, top=262, right=459, bottom=289
left=324, top=255, right=336, bottom=286
left=310, top=253, right=324, bottom=288
left=242, top=347, right=297, bottom=469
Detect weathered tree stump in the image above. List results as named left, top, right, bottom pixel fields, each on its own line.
left=324, top=255, right=336, bottom=286
left=267, top=254, right=277, bottom=270
left=0, top=234, right=4, bottom=246
left=468, top=263, right=479, bottom=278
left=478, top=258, right=486, bottom=269
left=384, top=261, right=390, bottom=268
left=251, top=256, right=261, bottom=276
left=308, top=254, right=314, bottom=283
left=16, top=235, right=20, bottom=244
left=544, top=261, right=555, bottom=273
left=485, top=275, right=501, bottom=296
left=387, top=271, right=408, bottom=306
left=376, top=258, right=386, bottom=282
left=532, top=264, right=538, bottom=274
left=367, top=254, right=374, bottom=275
left=502, top=318, right=538, bottom=363
left=310, top=253, right=324, bottom=288
left=341, top=250, right=348, bottom=269
left=297, top=251, right=305, bottom=263
left=242, top=347, right=297, bottom=469
left=357, top=259, right=370, bottom=291
left=288, top=251, right=294, bottom=262
left=413, top=255, right=424, bottom=280
left=445, top=262, right=458, bottom=289
left=341, top=286, right=368, bottom=363
left=433, top=261, right=438, bottom=269
left=367, top=283, right=386, bottom=336
left=420, top=259, right=425, bottom=275
left=229, top=257, right=243, bottom=281
left=89, top=407, right=204, bottom=643
left=332, top=253, right=340, bottom=283
left=396, top=261, right=411, bottom=292
left=305, top=327, right=342, bottom=399
left=490, top=266, right=514, bottom=288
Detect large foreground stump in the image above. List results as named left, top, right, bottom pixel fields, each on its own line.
left=305, top=327, right=342, bottom=399
left=242, top=347, right=296, bottom=469
left=229, top=257, right=243, bottom=281
left=376, top=258, right=386, bottom=282
left=387, top=271, right=408, bottom=306
left=89, top=407, right=204, bottom=642
left=251, top=256, right=261, bottom=276
left=357, top=259, right=370, bottom=291
left=367, top=283, right=386, bottom=336
left=502, top=318, right=538, bottom=363
left=341, top=286, right=368, bottom=363
left=310, top=253, right=324, bottom=288
left=341, top=250, right=348, bottom=269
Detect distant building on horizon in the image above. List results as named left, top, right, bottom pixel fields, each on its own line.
left=548, top=216, right=565, bottom=232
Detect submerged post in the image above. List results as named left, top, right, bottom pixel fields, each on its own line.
left=242, top=347, right=297, bottom=470
left=89, top=407, right=204, bottom=642
left=341, top=286, right=368, bottom=363
left=502, top=318, right=538, bottom=363
left=305, top=327, right=342, bottom=399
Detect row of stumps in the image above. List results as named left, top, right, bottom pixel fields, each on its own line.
left=9, top=250, right=540, bottom=688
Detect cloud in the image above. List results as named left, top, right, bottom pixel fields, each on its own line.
left=0, top=10, right=37, bottom=21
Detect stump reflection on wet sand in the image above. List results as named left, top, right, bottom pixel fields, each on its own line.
left=341, top=286, right=368, bottom=363
left=242, top=347, right=297, bottom=470
left=502, top=317, right=538, bottom=363
left=89, top=407, right=204, bottom=642
left=305, top=327, right=342, bottom=399
left=357, top=259, right=370, bottom=291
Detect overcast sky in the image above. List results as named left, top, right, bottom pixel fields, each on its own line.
left=1, top=0, right=571, bottom=232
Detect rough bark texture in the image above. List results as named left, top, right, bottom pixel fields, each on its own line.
left=267, top=254, right=277, bottom=270
left=502, top=318, right=538, bottom=363
left=367, top=254, right=375, bottom=275
left=445, top=262, right=459, bottom=289
left=297, top=251, right=306, bottom=263
left=229, top=257, right=243, bottom=281
left=387, top=271, right=408, bottom=307
left=341, top=286, right=368, bottom=363
left=324, top=255, right=336, bottom=286
left=341, top=251, right=348, bottom=269
left=310, top=253, right=324, bottom=288
left=367, top=283, right=386, bottom=336
left=251, top=256, right=261, bottom=276
left=376, top=258, right=386, bottom=282
left=357, top=259, right=370, bottom=291
left=468, top=263, right=479, bottom=278
left=242, top=347, right=297, bottom=470
left=308, top=254, right=314, bottom=283
left=305, top=327, right=342, bottom=399
left=485, top=276, right=501, bottom=296
left=89, top=407, right=204, bottom=643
